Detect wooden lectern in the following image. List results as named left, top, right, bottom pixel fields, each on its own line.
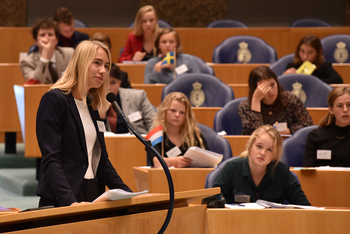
left=0, top=188, right=219, bottom=233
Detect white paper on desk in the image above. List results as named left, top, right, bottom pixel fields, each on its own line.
left=256, top=199, right=325, bottom=209
left=183, top=147, right=223, bottom=168
left=92, top=189, right=148, bottom=203
left=225, top=203, right=266, bottom=209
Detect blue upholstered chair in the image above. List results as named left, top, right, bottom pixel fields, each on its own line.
left=278, top=74, right=333, bottom=107
left=321, top=34, right=350, bottom=63
left=128, top=19, right=171, bottom=28
left=74, top=19, right=89, bottom=27
left=192, top=55, right=215, bottom=76
left=161, top=73, right=235, bottom=107
left=281, top=125, right=318, bottom=167
left=213, top=97, right=247, bottom=135
left=198, top=124, right=233, bottom=164
left=212, top=35, right=277, bottom=63
left=269, top=53, right=294, bottom=76
left=207, top=19, right=248, bottom=28
left=289, top=18, right=331, bottom=27
left=205, top=156, right=239, bottom=188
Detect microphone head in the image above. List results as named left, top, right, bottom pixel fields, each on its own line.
left=106, top=92, right=116, bottom=104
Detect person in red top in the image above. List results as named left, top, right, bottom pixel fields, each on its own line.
left=118, top=5, right=159, bottom=63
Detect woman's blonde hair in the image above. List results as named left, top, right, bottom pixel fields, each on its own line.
left=319, top=87, right=350, bottom=127
left=153, top=92, right=205, bottom=148
left=134, top=5, right=159, bottom=37
left=240, top=125, right=283, bottom=169
left=50, top=40, right=111, bottom=111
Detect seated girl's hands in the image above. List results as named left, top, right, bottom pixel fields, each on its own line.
left=283, top=67, right=297, bottom=75
left=175, top=156, right=192, bottom=168
left=132, top=51, right=147, bottom=61
left=154, top=61, right=174, bottom=73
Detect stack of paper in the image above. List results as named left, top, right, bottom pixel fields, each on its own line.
left=184, top=147, right=223, bottom=168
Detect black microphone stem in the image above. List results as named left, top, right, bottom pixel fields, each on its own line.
left=107, top=93, right=174, bottom=234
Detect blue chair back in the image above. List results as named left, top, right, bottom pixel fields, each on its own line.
left=281, top=125, right=318, bottom=167
left=161, top=73, right=235, bottom=107
left=74, top=19, right=89, bottom=27
left=321, top=34, right=350, bottom=63
left=278, top=74, right=333, bottom=107
left=128, top=19, right=171, bottom=28
left=192, top=55, right=215, bottom=76
left=205, top=156, right=239, bottom=188
left=207, top=19, right=248, bottom=28
left=198, top=124, right=232, bottom=164
left=289, top=18, right=331, bottom=27
left=213, top=97, right=247, bottom=135
left=269, top=53, right=294, bottom=76
left=212, top=35, right=277, bottom=63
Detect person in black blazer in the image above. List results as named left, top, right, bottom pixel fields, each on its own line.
left=36, top=40, right=131, bottom=207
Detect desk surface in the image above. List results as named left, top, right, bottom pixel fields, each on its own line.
left=207, top=208, right=350, bottom=234
left=291, top=168, right=350, bottom=207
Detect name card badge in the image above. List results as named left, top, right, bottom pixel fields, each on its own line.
left=166, top=146, right=182, bottom=158
left=234, top=195, right=250, bottom=203
left=175, top=64, right=188, bottom=75
left=273, top=122, right=288, bottom=132
left=128, top=111, right=142, bottom=123
left=317, top=150, right=332, bottom=160
left=97, top=120, right=107, bottom=132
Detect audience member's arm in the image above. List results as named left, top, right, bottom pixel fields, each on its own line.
left=321, top=63, right=343, bottom=84
left=20, top=58, right=48, bottom=83
left=303, top=131, right=318, bottom=167
left=238, top=100, right=264, bottom=135
left=287, top=94, right=314, bottom=134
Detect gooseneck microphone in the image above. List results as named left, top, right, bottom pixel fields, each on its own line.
left=106, top=92, right=174, bottom=234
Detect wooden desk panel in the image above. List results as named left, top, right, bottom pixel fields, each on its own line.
left=192, top=107, right=220, bottom=129
left=207, top=209, right=350, bottom=234
left=131, top=83, right=165, bottom=107
left=105, top=136, right=146, bottom=192
left=0, top=64, right=25, bottom=132
left=291, top=169, right=350, bottom=207
left=133, top=167, right=215, bottom=193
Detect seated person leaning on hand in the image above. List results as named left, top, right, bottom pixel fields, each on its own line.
left=303, top=87, right=350, bottom=167
left=144, top=28, right=201, bottom=84
left=99, top=65, right=156, bottom=134
left=238, top=66, right=313, bottom=135
left=146, top=92, right=208, bottom=168
left=214, top=125, right=310, bottom=205
left=20, top=18, right=74, bottom=84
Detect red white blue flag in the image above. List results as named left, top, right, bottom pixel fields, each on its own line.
left=146, top=125, right=163, bottom=146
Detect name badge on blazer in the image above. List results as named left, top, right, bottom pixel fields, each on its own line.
left=234, top=195, right=250, bottom=203
left=166, top=146, right=181, bottom=158
left=128, top=111, right=142, bottom=123
left=97, top=120, right=106, bottom=132
left=175, top=64, right=188, bottom=75
left=317, top=150, right=332, bottom=160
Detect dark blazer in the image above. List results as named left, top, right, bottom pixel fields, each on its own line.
left=57, top=30, right=89, bottom=48
left=36, top=89, right=131, bottom=207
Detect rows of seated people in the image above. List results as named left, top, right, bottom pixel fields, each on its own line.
left=9, top=5, right=350, bottom=207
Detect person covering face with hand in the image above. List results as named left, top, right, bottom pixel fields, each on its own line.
left=20, top=18, right=74, bottom=84
left=239, top=66, right=313, bottom=135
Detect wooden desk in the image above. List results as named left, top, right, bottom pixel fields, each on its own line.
left=131, top=83, right=165, bottom=107
left=133, top=167, right=215, bottom=193
left=0, top=64, right=25, bottom=143
left=0, top=188, right=219, bottom=234
left=291, top=168, right=350, bottom=207
left=207, top=208, right=350, bottom=234
left=4, top=27, right=350, bottom=63
left=105, top=135, right=146, bottom=192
